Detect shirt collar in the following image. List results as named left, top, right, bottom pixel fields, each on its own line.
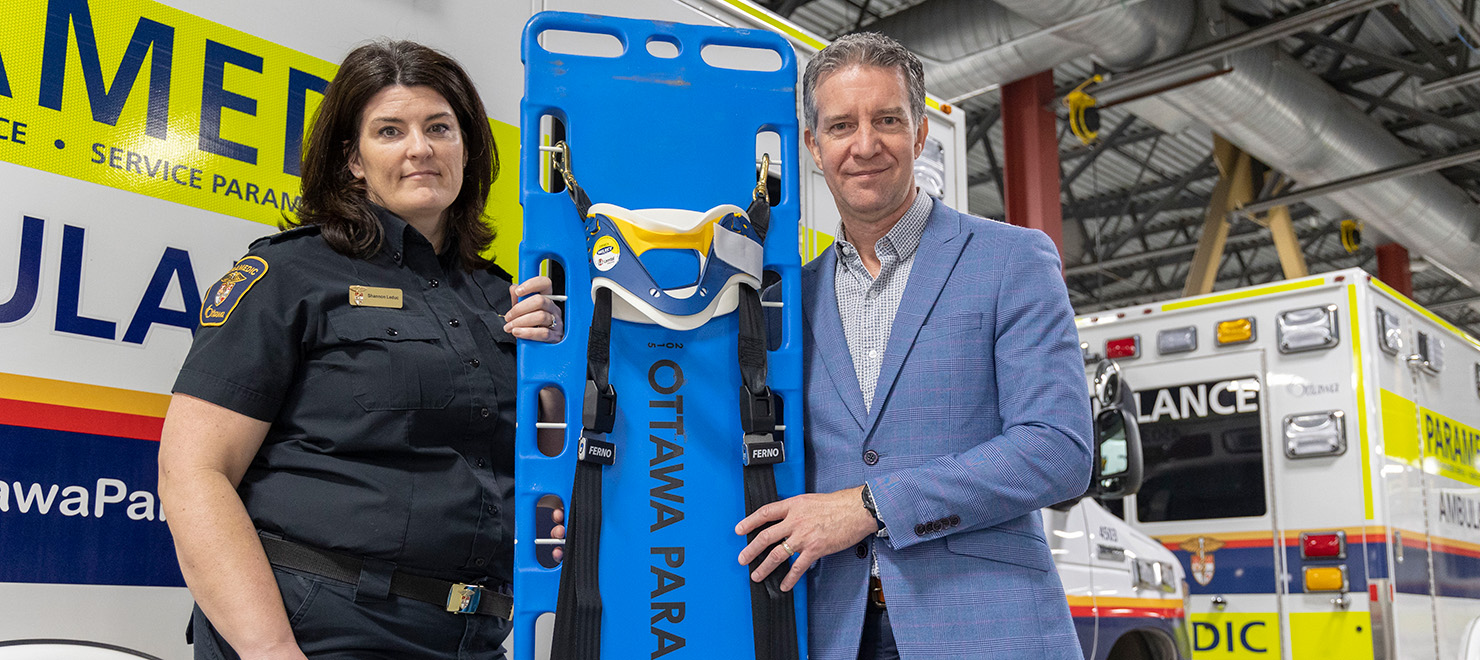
left=371, top=203, right=411, bottom=259
left=835, top=188, right=933, bottom=263
left=371, top=203, right=451, bottom=266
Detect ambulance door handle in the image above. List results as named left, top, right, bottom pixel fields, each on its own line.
left=1211, top=595, right=1228, bottom=610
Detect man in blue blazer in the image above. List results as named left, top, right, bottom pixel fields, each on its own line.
left=736, top=33, right=1093, bottom=659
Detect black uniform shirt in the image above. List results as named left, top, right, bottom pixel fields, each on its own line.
left=174, top=206, right=518, bottom=584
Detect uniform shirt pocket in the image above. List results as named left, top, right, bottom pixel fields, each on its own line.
left=479, top=311, right=516, bottom=347
left=944, top=525, right=1053, bottom=573
left=328, top=308, right=454, bottom=411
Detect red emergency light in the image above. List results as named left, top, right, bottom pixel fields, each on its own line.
left=1105, top=336, right=1140, bottom=359
left=1301, top=531, right=1346, bottom=559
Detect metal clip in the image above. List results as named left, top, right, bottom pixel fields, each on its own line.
left=446, top=583, right=483, bottom=614
left=551, top=140, right=579, bottom=192
left=754, top=153, right=771, bottom=205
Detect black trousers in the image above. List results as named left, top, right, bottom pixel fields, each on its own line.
left=192, top=566, right=512, bottom=659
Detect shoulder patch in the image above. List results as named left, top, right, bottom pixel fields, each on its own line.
left=201, top=256, right=269, bottom=327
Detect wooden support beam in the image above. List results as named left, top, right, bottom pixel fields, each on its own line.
left=1184, top=135, right=1254, bottom=296
left=1265, top=205, right=1310, bottom=279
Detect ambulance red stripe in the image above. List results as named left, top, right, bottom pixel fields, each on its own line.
left=0, top=397, right=163, bottom=442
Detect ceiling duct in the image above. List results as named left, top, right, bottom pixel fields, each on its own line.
left=865, top=0, right=1191, bottom=102
left=860, top=0, right=1090, bottom=102
left=871, top=0, right=1480, bottom=288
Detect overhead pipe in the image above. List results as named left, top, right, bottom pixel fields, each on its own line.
left=872, top=0, right=1480, bottom=288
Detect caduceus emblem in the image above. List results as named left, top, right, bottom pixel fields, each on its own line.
left=1178, top=536, right=1226, bottom=586
left=215, top=271, right=247, bottom=307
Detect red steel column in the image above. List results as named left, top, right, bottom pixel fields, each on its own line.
left=1376, top=242, right=1412, bottom=297
left=1001, top=71, right=1065, bottom=258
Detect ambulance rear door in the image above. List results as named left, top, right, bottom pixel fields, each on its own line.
left=1121, top=350, right=1284, bottom=658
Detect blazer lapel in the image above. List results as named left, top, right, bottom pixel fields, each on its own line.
left=863, top=202, right=969, bottom=438
left=802, top=248, right=868, bottom=429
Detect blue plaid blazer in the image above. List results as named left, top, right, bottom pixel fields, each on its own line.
left=801, top=201, right=1092, bottom=659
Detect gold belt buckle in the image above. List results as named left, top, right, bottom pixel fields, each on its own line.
left=446, top=583, right=484, bottom=614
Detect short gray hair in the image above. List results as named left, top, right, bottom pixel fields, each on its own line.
left=802, top=32, right=926, bottom=132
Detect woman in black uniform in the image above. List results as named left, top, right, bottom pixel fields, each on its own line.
left=158, top=41, right=558, bottom=659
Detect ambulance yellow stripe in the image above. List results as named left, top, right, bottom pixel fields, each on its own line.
left=1380, top=389, right=1480, bottom=488
left=719, top=0, right=826, bottom=51
left=1392, top=528, right=1480, bottom=556
left=1154, top=530, right=1278, bottom=545
left=1090, top=596, right=1185, bottom=610
left=0, top=373, right=170, bottom=418
left=1160, top=277, right=1325, bottom=311
left=1370, top=278, right=1480, bottom=351
left=1279, top=526, right=1388, bottom=543
left=1348, top=284, right=1374, bottom=520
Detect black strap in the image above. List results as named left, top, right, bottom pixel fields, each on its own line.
left=553, top=171, right=797, bottom=660
left=258, top=535, right=513, bottom=619
left=552, top=286, right=613, bottom=660
left=737, top=286, right=799, bottom=660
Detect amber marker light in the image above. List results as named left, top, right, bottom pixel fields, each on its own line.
left=1304, top=566, right=1346, bottom=592
left=1216, top=318, right=1255, bottom=345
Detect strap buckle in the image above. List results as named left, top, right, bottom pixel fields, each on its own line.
left=739, top=384, right=776, bottom=435
left=742, top=434, right=785, bottom=466
left=578, top=433, right=617, bottom=465
left=446, top=583, right=485, bottom=614
left=583, top=380, right=618, bottom=434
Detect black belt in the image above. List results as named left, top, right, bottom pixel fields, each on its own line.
left=259, top=535, right=513, bottom=620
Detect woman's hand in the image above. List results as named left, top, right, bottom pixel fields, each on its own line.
left=505, top=276, right=563, bottom=343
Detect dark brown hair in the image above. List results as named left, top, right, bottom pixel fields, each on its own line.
left=294, top=40, right=498, bottom=271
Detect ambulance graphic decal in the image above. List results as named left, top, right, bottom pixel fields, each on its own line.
left=1179, top=536, right=1225, bottom=586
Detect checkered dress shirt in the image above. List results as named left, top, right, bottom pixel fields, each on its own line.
left=834, top=190, right=932, bottom=578
left=834, top=189, right=933, bottom=413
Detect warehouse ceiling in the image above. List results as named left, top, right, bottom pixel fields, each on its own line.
left=759, top=0, right=1480, bottom=336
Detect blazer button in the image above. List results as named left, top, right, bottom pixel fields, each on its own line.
left=863, top=449, right=879, bottom=465
left=949, top=514, right=961, bottom=527
left=855, top=543, right=868, bottom=559
left=914, top=523, right=927, bottom=536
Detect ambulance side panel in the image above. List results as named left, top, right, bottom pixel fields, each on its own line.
left=1368, top=282, right=1480, bottom=660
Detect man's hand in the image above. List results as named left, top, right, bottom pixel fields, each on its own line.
left=735, top=486, right=879, bottom=592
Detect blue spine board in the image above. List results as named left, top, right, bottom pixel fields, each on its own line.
left=515, top=12, right=805, bottom=660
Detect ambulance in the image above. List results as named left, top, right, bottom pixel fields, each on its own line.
left=0, top=0, right=966, bottom=657
left=1049, top=360, right=1194, bottom=660
left=1074, top=267, right=1480, bottom=660
left=0, top=0, right=1191, bottom=657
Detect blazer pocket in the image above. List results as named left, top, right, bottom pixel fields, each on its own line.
left=916, top=311, right=983, bottom=343
left=944, top=526, right=1053, bottom=573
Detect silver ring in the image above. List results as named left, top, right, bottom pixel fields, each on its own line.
left=781, top=539, right=795, bottom=555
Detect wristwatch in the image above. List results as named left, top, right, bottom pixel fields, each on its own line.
left=861, top=484, right=884, bottom=531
